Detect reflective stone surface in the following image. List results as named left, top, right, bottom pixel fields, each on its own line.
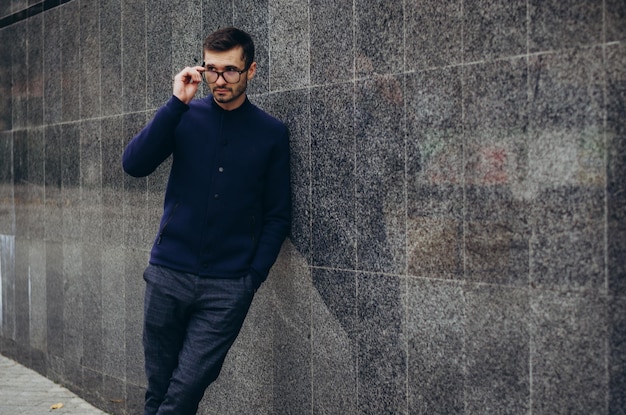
left=0, top=1, right=624, bottom=414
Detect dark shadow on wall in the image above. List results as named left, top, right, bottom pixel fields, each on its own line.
left=0, top=0, right=73, bottom=28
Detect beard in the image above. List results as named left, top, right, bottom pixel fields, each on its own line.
left=211, top=79, right=248, bottom=105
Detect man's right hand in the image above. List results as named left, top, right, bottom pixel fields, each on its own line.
left=173, top=66, right=205, bottom=104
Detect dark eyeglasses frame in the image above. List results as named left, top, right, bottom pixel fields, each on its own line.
left=201, top=61, right=249, bottom=84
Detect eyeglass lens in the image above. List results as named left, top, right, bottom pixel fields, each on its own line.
left=203, top=70, right=241, bottom=84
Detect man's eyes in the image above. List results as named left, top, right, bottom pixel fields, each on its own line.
left=207, top=67, right=238, bottom=72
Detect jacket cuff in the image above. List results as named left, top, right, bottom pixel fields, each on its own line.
left=166, top=95, right=190, bottom=113
left=249, top=268, right=265, bottom=290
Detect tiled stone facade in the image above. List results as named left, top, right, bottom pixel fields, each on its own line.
left=0, top=1, right=624, bottom=414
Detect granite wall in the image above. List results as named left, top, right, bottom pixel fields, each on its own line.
left=0, top=0, right=625, bottom=414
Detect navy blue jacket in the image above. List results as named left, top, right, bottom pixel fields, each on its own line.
left=122, top=95, right=291, bottom=287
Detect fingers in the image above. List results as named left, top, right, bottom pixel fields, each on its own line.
left=175, top=66, right=206, bottom=85
left=172, top=66, right=207, bottom=104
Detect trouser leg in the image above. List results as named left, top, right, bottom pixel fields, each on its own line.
left=142, top=265, right=194, bottom=415
left=156, top=275, right=255, bottom=415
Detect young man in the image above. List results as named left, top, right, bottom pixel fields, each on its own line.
left=122, top=27, right=291, bottom=415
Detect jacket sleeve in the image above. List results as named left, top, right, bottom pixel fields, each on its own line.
left=249, top=126, right=291, bottom=287
left=122, top=96, right=189, bottom=177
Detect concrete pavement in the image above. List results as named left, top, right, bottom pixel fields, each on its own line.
left=0, top=354, right=109, bottom=415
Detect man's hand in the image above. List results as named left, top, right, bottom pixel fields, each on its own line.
left=173, top=66, right=205, bottom=104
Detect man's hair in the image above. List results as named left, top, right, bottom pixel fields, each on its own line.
left=203, top=27, right=255, bottom=69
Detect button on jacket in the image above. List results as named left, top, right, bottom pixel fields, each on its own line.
left=122, top=95, right=291, bottom=287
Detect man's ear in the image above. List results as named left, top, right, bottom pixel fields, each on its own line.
left=247, top=62, right=257, bottom=80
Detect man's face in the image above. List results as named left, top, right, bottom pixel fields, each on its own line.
left=203, top=46, right=256, bottom=111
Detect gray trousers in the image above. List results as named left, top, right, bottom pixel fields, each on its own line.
left=142, top=265, right=255, bottom=415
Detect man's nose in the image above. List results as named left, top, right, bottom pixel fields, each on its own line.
left=215, top=73, right=228, bottom=85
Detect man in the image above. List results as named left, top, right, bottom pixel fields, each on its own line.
left=122, top=27, right=291, bottom=415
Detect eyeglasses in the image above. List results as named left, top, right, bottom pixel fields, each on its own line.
left=201, top=62, right=248, bottom=84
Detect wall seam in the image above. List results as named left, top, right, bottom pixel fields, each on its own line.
left=402, top=0, right=410, bottom=412
left=601, top=1, right=610, bottom=413
left=352, top=0, right=359, bottom=410
left=460, top=0, right=468, bottom=413
left=526, top=0, right=534, bottom=414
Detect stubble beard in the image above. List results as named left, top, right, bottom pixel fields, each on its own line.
left=212, top=80, right=247, bottom=105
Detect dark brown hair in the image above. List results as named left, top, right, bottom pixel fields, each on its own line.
left=203, top=27, right=255, bottom=69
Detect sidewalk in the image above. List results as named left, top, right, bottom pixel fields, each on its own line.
left=0, top=354, right=109, bottom=415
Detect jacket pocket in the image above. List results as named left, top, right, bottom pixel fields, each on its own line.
left=157, top=202, right=179, bottom=244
